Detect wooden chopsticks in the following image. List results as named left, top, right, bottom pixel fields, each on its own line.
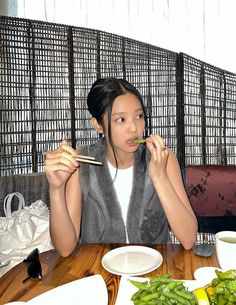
left=43, top=151, right=102, bottom=166
left=74, top=154, right=103, bottom=166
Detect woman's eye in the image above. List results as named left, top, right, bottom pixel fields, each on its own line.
left=137, top=113, right=144, bottom=119
left=115, top=118, right=125, bottom=123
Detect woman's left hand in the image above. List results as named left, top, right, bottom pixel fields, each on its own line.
left=146, top=134, right=169, bottom=180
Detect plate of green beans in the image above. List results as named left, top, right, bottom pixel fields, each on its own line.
left=115, top=274, right=202, bottom=305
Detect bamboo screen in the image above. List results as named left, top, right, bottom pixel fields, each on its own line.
left=182, top=53, right=236, bottom=166
left=0, top=16, right=236, bottom=176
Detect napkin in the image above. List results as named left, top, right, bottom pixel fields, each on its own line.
left=24, top=275, right=108, bottom=305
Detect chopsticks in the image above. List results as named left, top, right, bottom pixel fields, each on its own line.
left=43, top=150, right=102, bottom=166
left=74, top=154, right=103, bottom=166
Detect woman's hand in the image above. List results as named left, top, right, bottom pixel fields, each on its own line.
left=44, top=140, right=79, bottom=189
left=146, top=134, right=169, bottom=180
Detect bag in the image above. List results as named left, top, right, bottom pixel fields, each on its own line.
left=0, top=192, right=54, bottom=277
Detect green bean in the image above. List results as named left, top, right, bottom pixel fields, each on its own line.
left=137, top=289, right=151, bottom=300
left=159, top=294, right=166, bottom=302
left=139, top=292, right=159, bottom=302
left=149, top=274, right=171, bottom=283
left=131, top=139, right=146, bottom=143
left=165, top=280, right=183, bottom=291
left=129, top=280, right=149, bottom=290
left=150, top=274, right=170, bottom=280
left=146, top=282, right=162, bottom=292
left=162, top=292, right=191, bottom=305
left=133, top=301, right=157, bottom=305
left=174, top=287, right=195, bottom=300
left=131, top=288, right=146, bottom=301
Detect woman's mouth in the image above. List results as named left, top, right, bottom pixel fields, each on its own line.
left=127, top=139, right=138, bottom=145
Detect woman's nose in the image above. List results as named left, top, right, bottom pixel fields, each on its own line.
left=129, top=120, right=137, bottom=132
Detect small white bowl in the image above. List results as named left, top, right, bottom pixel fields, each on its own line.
left=194, top=266, right=222, bottom=286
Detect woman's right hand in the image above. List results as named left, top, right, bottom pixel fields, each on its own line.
left=44, top=140, right=79, bottom=189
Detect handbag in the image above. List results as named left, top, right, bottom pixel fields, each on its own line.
left=0, top=192, right=54, bottom=277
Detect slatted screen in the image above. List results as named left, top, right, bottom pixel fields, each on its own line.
left=182, top=54, right=236, bottom=165
left=0, top=16, right=236, bottom=176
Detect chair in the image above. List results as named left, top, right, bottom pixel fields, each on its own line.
left=0, top=173, right=50, bottom=217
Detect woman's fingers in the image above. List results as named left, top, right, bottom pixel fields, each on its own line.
left=46, top=153, right=78, bottom=171
left=44, top=140, right=80, bottom=189
left=146, top=134, right=168, bottom=162
left=150, top=134, right=165, bottom=150
left=61, top=139, right=68, bottom=145
left=45, top=162, right=76, bottom=173
left=45, top=140, right=79, bottom=172
left=45, top=158, right=77, bottom=172
left=47, top=150, right=78, bottom=165
left=146, top=135, right=169, bottom=180
left=60, top=140, right=78, bottom=157
left=146, top=138, right=158, bottom=160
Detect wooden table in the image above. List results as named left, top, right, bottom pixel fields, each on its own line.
left=0, top=244, right=219, bottom=305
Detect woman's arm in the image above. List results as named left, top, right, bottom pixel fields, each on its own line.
left=45, top=140, right=82, bottom=257
left=146, top=135, right=198, bottom=250
left=49, top=170, right=82, bottom=257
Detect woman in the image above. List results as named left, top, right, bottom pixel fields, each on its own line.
left=45, top=78, right=197, bottom=256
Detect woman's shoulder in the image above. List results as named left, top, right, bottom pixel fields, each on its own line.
left=166, top=148, right=182, bottom=176
left=77, top=144, right=89, bottom=156
left=77, top=138, right=105, bottom=160
left=166, top=148, right=178, bottom=162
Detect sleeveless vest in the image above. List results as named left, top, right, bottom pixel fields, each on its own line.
left=78, top=138, right=171, bottom=243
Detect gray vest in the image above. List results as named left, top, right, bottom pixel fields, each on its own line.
left=79, top=138, right=171, bottom=243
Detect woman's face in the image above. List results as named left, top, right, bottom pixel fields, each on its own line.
left=103, top=92, right=145, bottom=157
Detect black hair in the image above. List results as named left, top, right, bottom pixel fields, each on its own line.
left=87, top=77, right=148, bottom=169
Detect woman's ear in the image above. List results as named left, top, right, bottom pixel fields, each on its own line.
left=91, top=117, right=104, bottom=134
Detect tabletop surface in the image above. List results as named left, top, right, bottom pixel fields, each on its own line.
left=0, top=243, right=220, bottom=305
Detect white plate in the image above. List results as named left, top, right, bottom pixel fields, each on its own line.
left=101, top=246, right=163, bottom=276
left=4, top=301, right=26, bottom=305
left=194, top=266, right=222, bottom=286
left=115, top=276, right=202, bottom=305
left=26, top=274, right=108, bottom=305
